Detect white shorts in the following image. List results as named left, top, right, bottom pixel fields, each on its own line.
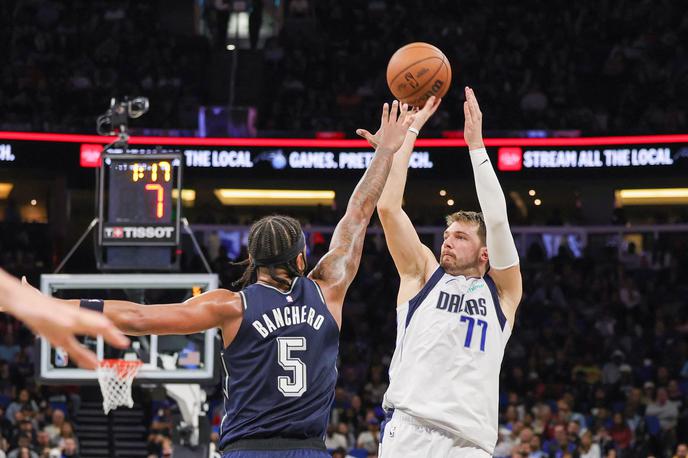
left=378, top=410, right=491, bottom=458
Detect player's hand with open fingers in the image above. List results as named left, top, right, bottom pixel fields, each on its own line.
left=13, top=277, right=130, bottom=369
left=463, top=87, right=485, bottom=150
left=355, top=113, right=383, bottom=149
left=376, top=100, right=414, bottom=154
left=356, top=100, right=414, bottom=151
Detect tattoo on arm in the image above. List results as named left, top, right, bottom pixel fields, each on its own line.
left=347, top=148, right=395, bottom=217
left=311, top=149, right=395, bottom=287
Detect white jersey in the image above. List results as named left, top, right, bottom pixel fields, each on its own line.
left=382, top=267, right=511, bottom=455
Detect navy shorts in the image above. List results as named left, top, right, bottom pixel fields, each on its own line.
left=223, top=450, right=330, bottom=458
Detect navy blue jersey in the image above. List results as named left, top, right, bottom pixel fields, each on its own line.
left=218, top=277, right=339, bottom=448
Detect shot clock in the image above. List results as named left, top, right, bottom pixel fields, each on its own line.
left=99, top=153, right=182, bottom=246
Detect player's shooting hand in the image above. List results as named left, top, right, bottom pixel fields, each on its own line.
left=15, top=277, right=129, bottom=369
left=409, top=96, right=441, bottom=132
left=463, top=87, right=485, bottom=150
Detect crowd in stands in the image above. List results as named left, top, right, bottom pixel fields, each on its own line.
left=200, top=227, right=688, bottom=457
left=1, top=215, right=688, bottom=457
left=260, top=0, right=688, bottom=134
left=0, top=343, right=81, bottom=458
left=2, top=0, right=688, bottom=135
left=0, top=0, right=208, bottom=133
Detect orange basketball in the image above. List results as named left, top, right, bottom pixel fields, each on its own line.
left=386, top=42, right=452, bottom=107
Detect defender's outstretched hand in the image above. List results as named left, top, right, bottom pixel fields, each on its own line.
left=356, top=98, right=434, bottom=151
left=463, top=87, right=485, bottom=151
left=0, top=274, right=130, bottom=369
left=376, top=100, right=414, bottom=154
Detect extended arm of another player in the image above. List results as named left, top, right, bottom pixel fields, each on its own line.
left=0, top=271, right=129, bottom=369
left=310, top=101, right=412, bottom=312
left=464, top=87, right=522, bottom=319
left=57, top=289, right=241, bottom=336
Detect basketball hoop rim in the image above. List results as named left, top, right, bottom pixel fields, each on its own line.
left=98, top=359, right=143, bottom=378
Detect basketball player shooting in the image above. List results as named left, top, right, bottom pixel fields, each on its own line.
left=362, top=87, right=522, bottom=457
left=0, top=270, right=129, bottom=369
left=27, top=101, right=413, bottom=458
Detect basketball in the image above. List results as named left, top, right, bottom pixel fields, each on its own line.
left=386, top=42, right=452, bottom=107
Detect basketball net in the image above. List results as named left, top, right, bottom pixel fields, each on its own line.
left=96, top=359, right=142, bottom=414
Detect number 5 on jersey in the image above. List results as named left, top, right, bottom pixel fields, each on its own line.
left=277, top=337, right=307, bottom=397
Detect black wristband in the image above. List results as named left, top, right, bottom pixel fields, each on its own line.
left=80, top=299, right=104, bottom=313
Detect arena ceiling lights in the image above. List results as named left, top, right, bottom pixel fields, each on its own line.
left=0, top=183, right=13, bottom=199
left=615, top=188, right=688, bottom=206
left=172, top=189, right=196, bottom=203
left=214, top=189, right=335, bottom=206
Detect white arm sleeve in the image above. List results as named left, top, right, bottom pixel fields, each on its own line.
left=469, top=147, right=519, bottom=270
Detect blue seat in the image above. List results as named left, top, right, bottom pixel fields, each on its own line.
left=612, top=401, right=625, bottom=413
left=645, top=415, right=661, bottom=436
left=679, top=379, right=688, bottom=395
left=49, top=401, right=68, bottom=416
left=0, top=394, right=11, bottom=408
left=348, top=448, right=369, bottom=458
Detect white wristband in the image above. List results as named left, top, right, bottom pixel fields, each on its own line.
left=408, top=127, right=419, bottom=136
left=469, top=147, right=488, bottom=156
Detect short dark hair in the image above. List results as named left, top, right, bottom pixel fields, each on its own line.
left=446, top=211, right=486, bottom=245
left=234, top=215, right=304, bottom=289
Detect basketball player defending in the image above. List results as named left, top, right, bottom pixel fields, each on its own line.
left=0, top=271, right=129, bottom=369
left=28, top=101, right=413, bottom=457
left=364, top=87, right=522, bottom=457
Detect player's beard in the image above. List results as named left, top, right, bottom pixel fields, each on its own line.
left=440, top=252, right=481, bottom=277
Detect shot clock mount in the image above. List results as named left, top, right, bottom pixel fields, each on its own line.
left=54, top=97, right=211, bottom=272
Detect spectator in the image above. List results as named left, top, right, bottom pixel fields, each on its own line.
left=325, top=423, right=349, bottom=450
left=5, top=391, right=38, bottom=426
left=0, top=335, right=20, bottom=364
left=362, top=366, right=387, bottom=407
left=579, top=430, right=601, bottom=458
left=355, top=418, right=380, bottom=454
left=646, top=388, right=679, bottom=432
left=7, top=447, right=37, bottom=458
left=60, top=437, right=78, bottom=458
left=42, top=411, right=64, bottom=446
left=34, top=431, right=51, bottom=457
left=56, top=423, right=77, bottom=452
left=543, top=424, right=576, bottom=457
left=601, top=351, right=625, bottom=386
left=675, top=443, right=688, bottom=458
left=607, top=412, right=632, bottom=451
left=646, top=388, right=679, bottom=454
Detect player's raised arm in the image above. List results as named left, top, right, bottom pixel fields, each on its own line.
left=309, top=101, right=412, bottom=321
left=463, top=87, right=522, bottom=323
left=359, top=97, right=441, bottom=286
left=0, top=271, right=129, bottom=369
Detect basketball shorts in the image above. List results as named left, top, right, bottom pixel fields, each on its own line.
left=379, top=410, right=491, bottom=458
left=221, top=437, right=330, bottom=458
left=223, top=451, right=329, bottom=458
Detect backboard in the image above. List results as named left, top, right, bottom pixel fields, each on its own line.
left=38, top=274, right=220, bottom=384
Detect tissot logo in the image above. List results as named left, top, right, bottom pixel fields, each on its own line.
left=104, top=226, right=175, bottom=239
left=498, top=147, right=523, bottom=171
left=111, top=227, right=124, bottom=238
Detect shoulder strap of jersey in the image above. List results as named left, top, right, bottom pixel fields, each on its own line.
left=405, top=267, right=445, bottom=328
left=484, top=274, right=506, bottom=330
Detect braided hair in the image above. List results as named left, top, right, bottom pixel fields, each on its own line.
left=233, top=215, right=305, bottom=289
